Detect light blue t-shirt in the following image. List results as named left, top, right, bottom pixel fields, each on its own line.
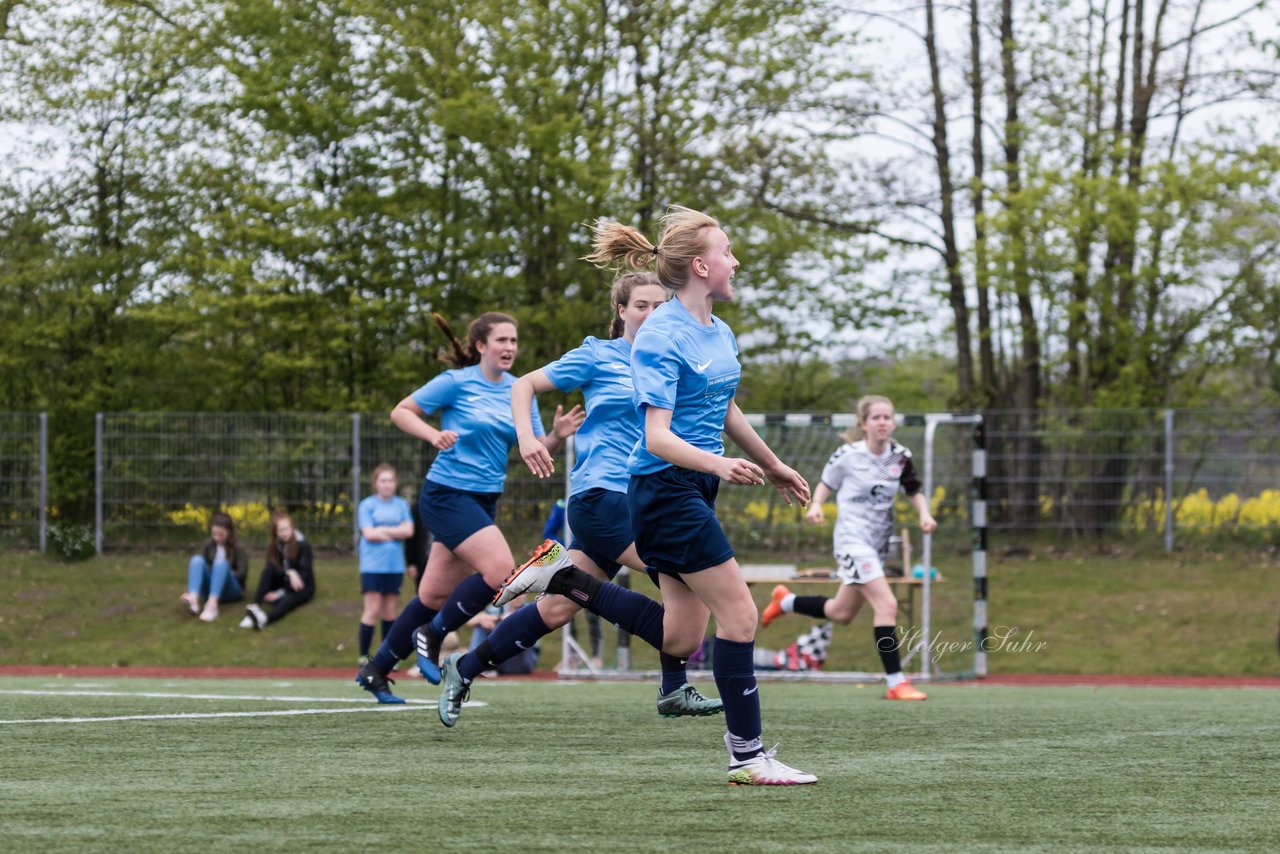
left=543, top=336, right=639, bottom=496
left=411, top=365, right=545, bottom=493
left=357, top=495, right=412, bottom=574
left=628, top=298, right=741, bottom=476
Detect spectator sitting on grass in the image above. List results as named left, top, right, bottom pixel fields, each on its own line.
left=180, top=512, right=250, bottom=622
left=241, top=509, right=314, bottom=630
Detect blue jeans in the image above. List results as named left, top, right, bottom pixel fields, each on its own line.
left=187, top=555, right=243, bottom=602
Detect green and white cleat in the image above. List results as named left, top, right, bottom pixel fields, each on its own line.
left=493, top=539, right=573, bottom=607
left=725, top=734, right=817, bottom=786
left=437, top=652, right=470, bottom=728
left=657, top=683, right=724, bottom=718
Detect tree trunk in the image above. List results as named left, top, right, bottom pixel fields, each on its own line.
left=969, top=0, right=995, bottom=405
left=925, top=0, right=974, bottom=402
left=1001, top=0, right=1040, bottom=526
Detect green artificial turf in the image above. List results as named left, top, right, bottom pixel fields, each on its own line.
left=0, top=677, right=1277, bottom=852
left=2, top=547, right=1276, bottom=676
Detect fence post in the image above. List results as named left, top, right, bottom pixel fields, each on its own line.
left=351, top=413, right=361, bottom=551
left=38, top=412, right=48, bottom=554
left=1164, top=408, right=1174, bottom=553
left=94, top=412, right=104, bottom=556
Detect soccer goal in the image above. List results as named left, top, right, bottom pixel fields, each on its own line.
left=552, top=412, right=989, bottom=683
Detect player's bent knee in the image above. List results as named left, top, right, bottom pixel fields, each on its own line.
left=538, top=596, right=581, bottom=627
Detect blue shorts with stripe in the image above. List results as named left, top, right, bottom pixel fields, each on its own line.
left=420, top=480, right=500, bottom=551
left=566, top=488, right=634, bottom=580
left=626, top=467, right=734, bottom=578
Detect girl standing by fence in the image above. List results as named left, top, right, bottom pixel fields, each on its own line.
left=356, top=464, right=414, bottom=665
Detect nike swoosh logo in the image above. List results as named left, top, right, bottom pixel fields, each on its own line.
left=742, top=685, right=758, bottom=696
left=695, top=360, right=712, bottom=372
left=514, top=640, right=529, bottom=649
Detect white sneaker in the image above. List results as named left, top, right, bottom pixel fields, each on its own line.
left=198, top=603, right=219, bottom=622
left=245, top=603, right=269, bottom=630
left=238, top=615, right=254, bottom=629
left=725, top=733, right=817, bottom=786
left=493, top=540, right=573, bottom=606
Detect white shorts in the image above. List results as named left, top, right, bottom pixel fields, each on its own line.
left=835, top=546, right=885, bottom=585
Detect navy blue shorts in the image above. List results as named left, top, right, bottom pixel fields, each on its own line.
left=567, top=489, right=634, bottom=580
left=627, top=467, right=734, bottom=577
left=420, top=480, right=500, bottom=551
left=360, top=572, right=404, bottom=595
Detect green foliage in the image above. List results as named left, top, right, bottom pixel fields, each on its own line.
left=47, top=523, right=95, bottom=560
left=0, top=0, right=870, bottom=514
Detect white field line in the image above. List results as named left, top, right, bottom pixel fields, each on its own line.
left=0, top=688, right=491, bottom=726
left=0, top=689, right=431, bottom=704
left=0, top=705, right=431, bottom=725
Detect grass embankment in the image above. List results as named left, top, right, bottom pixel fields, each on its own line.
left=1, top=546, right=1276, bottom=675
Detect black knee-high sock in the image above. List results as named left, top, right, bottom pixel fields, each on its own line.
left=659, top=652, right=689, bottom=695
left=547, top=565, right=605, bottom=605
left=380, top=619, right=394, bottom=642
left=358, top=622, right=375, bottom=657
left=874, top=625, right=902, bottom=674
left=548, top=566, right=664, bottom=652
left=792, top=595, right=828, bottom=620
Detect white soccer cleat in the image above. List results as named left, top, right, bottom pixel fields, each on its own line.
left=492, top=540, right=572, bottom=607
left=725, top=734, right=817, bottom=786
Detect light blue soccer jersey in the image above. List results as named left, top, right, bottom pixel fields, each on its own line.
left=357, top=495, right=412, bottom=574
left=627, top=298, right=741, bottom=475
left=543, top=336, right=639, bottom=496
left=411, top=365, right=544, bottom=493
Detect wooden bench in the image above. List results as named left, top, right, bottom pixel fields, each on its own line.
left=740, top=565, right=943, bottom=623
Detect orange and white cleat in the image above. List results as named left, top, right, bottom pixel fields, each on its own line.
left=760, top=584, right=791, bottom=628
left=886, top=681, right=928, bottom=701
left=493, top=539, right=570, bottom=606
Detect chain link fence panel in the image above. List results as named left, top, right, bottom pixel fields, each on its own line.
left=0, top=412, right=45, bottom=549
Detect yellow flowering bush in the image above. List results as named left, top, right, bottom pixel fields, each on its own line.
left=167, top=502, right=273, bottom=534
left=1122, top=489, right=1280, bottom=535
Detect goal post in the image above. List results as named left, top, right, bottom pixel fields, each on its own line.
left=553, top=412, right=989, bottom=682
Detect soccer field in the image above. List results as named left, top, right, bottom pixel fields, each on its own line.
left=1, top=676, right=1276, bottom=852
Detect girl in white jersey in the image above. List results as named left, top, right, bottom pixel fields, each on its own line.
left=761, top=395, right=937, bottom=700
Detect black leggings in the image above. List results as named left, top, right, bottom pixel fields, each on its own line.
left=254, top=566, right=314, bottom=624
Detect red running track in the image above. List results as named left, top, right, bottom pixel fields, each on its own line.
left=0, top=665, right=1276, bottom=688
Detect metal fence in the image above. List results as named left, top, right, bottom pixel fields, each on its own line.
left=984, top=408, right=1280, bottom=544
left=68, top=406, right=1280, bottom=554
left=95, top=412, right=562, bottom=552
left=0, top=412, right=47, bottom=551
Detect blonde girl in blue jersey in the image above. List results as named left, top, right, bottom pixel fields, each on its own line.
left=354, top=312, right=582, bottom=703
left=496, top=207, right=817, bottom=785
left=433, top=273, right=722, bottom=727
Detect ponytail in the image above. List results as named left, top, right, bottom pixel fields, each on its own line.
left=583, top=205, right=720, bottom=292
left=583, top=219, right=659, bottom=272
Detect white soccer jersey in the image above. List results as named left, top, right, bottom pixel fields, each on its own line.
left=819, top=440, right=922, bottom=560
